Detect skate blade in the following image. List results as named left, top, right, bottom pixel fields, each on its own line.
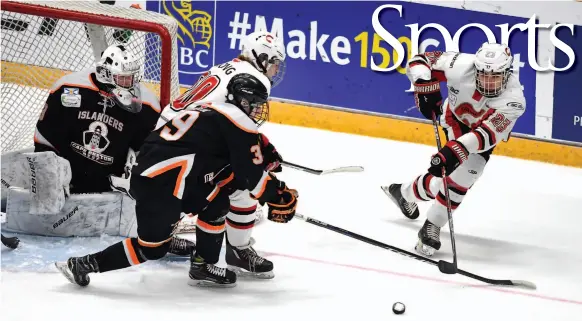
left=414, top=240, right=436, bottom=257
left=228, top=265, right=275, bottom=279
left=54, top=262, right=77, bottom=285
left=187, top=278, right=236, bottom=288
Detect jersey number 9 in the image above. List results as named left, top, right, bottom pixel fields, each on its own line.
left=160, top=111, right=199, bottom=141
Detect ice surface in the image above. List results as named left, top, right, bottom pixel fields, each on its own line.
left=2, top=122, right=582, bottom=321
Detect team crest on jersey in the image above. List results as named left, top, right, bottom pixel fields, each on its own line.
left=61, top=88, right=81, bottom=108
left=98, top=95, right=116, bottom=110
left=70, top=121, right=114, bottom=165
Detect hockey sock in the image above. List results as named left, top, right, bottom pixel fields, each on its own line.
left=402, top=173, right=441, bottom=202
left=195, top=219, right=226, bottom=264
left=93, top=238, right=147, bottom=272
left=226, top=204, right=256, bottom=247
left=426, top=176, right=469, bottom=227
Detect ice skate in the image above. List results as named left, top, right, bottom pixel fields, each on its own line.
left=188, top=253, right=237, bottom=288
left=382, top=184, right=419, bottom=219
left=55, top=255, right=99, bottom=286
left=168, top=236, right=195, bottom=256
left=226, top=238, right=274, bottom=279
left=415, top=219, right=441, bottom=256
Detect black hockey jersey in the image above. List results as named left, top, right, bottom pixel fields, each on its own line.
left=134, top=102, right=274, bottom=210
left=34, top=68, right=161, bottom=194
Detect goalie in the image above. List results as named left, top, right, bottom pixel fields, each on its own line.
left=1, top=44, right=193, bottom=256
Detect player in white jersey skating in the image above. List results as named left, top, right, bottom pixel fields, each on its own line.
left=382, top=42, right=526, bottom=256
left=158, top=31, right=286, bottom=278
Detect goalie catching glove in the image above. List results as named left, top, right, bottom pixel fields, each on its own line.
left=252, top=174, right=298, bottom=223
left=429, top=140, right=469, bottom=177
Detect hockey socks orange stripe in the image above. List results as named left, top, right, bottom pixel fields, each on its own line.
left=93, top=238, right=147, bottom=272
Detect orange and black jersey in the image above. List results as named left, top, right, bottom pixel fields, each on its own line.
left=135, top=102, right=275, bottom=208
left=34, top=68, right=161, bottom=194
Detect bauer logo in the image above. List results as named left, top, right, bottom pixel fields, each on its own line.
left=152, top=1, right=216, bottom=86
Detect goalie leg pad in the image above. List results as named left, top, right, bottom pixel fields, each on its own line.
left=226, top=189, right=257, bottom=247
left=426, top=154, right=487, bottom=227
left=4, top=188, right=133, bottom=237
left=21, top=151, right=72, bottom=214
left=1, top=148, right=34, bottom=208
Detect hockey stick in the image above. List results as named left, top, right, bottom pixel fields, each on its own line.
left=281, top=160, right=364, bottom=175
left=295, top=213, right=536, bottom=289
left=1, top=234, right=20, bottom=249
left=431, top=112, right=458, bottom=274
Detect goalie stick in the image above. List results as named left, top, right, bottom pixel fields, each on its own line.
left=282, top=160, right=364, bottom=175
left=295, top=213, right=536, bottom=289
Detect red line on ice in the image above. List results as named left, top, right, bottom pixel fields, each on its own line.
left=263, top=251, right=582, bottom=306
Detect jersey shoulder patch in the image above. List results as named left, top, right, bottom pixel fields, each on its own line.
left=50, top=68, right=98, bottom=93
left=207, top=102, right=258, bottom=134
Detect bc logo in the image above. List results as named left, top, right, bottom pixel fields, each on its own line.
left=160, top=1, right=215, bottom=81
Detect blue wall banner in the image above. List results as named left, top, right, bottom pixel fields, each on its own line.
left=552, top=24, right=582, bottom=144
left=146, top=1, right=571, bottom=137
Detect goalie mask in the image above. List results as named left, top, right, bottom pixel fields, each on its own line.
left=474, top=43, right=513, bottom=98
left=226, top=73, right=270, bottom=127
left=96, top=45, right=143, bottom=113
left=240, top=31, right=286, bottom=87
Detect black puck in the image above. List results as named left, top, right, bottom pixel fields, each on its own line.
left=392, top=302, right=405, bottom=315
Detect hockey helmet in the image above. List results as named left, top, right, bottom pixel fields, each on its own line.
left=240, top=31, right=286, bottom=87
left=226, top=73, right=270, bottom=127
left=96, top=44, right=143, bottom=113
left=474, top=42, right=513, bottom=98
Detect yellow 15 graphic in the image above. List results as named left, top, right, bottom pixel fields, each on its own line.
left=354, top=32, right=412, bottom=74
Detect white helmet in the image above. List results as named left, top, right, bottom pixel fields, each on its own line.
left=474, top=42, right=513, bottom=98
left=240, top=31, right=286, bottom=87
left=96, top=44, right=143, bottom=113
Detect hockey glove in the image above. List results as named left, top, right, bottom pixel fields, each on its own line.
left=266, top=183, right=298, bottom=224
left=428, top=140, right=469, bottom=177
left=414, top=78, right=443, bottom=120
left=259, top=133, right=283, bottom=172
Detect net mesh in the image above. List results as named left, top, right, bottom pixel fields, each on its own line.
left=1, top=0, right=180, bottom=153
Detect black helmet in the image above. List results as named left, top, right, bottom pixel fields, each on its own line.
left=226, top=73, right=269, bottom=127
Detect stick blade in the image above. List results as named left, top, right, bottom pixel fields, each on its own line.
left=510, top=280, right=537, bottom=290
left=321, top=166, right=364, bottom=175
left=437, top=260, right=457, bottom=274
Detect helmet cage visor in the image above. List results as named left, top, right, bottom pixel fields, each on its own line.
left=475, top=69, right=510, bottom=97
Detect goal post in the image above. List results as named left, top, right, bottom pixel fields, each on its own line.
left=1, top=0, right=180, bottom=153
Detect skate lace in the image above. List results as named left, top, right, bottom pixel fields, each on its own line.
left=403, top=201, right=418, bottom=214
left=242, top=247, right=265, bottom=265
left=207, top=264, right=226, bottom=277
left=427, top=223, right=440, bottom=241
left=170, top=237, right=188, bottom=252
left=77, top=255, right=99, bottom=273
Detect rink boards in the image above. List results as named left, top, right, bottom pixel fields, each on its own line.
left=266, top=100, right=582, bottom=168
left=1, top=61, right=581, bottom=168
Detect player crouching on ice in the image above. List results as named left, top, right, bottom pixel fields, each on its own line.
left=382, top=43, right=525, bottom=256
left=163, top=31, right=287, bottom=279
left=55, top=73, right=299, bottom=288
left=0, top=44, right=193, bottom=256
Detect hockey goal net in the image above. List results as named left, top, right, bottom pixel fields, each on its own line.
left=1, top=0, right=180, bottom=153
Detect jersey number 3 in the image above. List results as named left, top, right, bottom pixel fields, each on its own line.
left=160, top=111, right=199, bottom=141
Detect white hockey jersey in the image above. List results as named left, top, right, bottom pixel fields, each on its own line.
left=155, top=58, right=271, bottom=130
left=406, top=51, right=526, bottom=154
